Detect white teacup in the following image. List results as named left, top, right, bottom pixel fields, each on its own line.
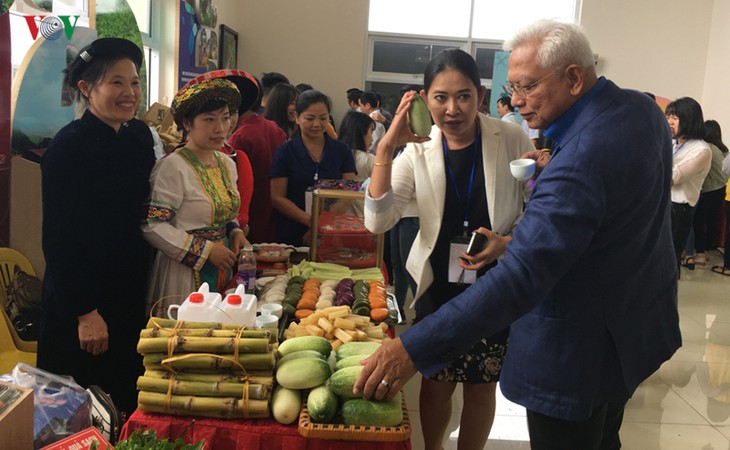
left=510, top=158, right=536, bottom=181
left=255, top=314, right=279, bottom=329
left=260, top=303, right=283, bottom=318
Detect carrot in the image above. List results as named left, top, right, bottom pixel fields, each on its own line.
left=370, top=307, right=389, bottom=322
left=295, top=309, right=314, bottom=320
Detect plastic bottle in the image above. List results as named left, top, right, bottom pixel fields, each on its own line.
left=167, top=282, right=222, bottom=322
left=217, top=285, right=257, bottom=327
left=236, top=244, right=257, bottom=294
left=169, top=293, right=209, bottom=321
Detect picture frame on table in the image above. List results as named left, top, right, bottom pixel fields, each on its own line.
left=219, top=24, right=238, bottom=69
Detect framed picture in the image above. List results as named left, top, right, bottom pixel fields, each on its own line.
left=219, top=24, right=238, bottom=69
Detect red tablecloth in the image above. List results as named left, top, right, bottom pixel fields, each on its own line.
left=121, top=410, right=412, bottom=450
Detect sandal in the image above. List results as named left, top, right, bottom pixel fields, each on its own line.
left=711, top=266, right=730, bottom=276
left=682, top=256, right=695, bottom=270
left=695, top=253, right=707, bottom=266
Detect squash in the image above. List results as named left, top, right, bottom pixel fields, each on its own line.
left=276, top=357, right=331, bottom=390
left=271, top=386, right=301, bottom=425
left=307, top=385, right=338, bottom=423
left=341, top=392, right=403, bottom=426
left=278, top=335, right=333, bottom=358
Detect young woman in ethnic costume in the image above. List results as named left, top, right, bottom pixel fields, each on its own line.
left=143, top=78, right=249, bottom=306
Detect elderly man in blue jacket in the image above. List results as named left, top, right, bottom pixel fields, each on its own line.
left=355, top=19, right=681, bottom=449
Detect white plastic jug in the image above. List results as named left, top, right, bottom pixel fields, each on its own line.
left=167, top=283, right=222, bottom=322
left=216, top=284, right=257, bottom=327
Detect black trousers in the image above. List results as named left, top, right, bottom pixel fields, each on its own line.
left=693, top=188, right=726, bottom=253
left=672, top=202, right=696, bottom=271
left=527, top=400, right=628, bottom=450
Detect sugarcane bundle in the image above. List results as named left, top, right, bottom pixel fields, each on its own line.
left=142, top=352, right=276, bottom=372
left=144, top=369, right=274, bottom=390
left=137, top=318, right=278, bottom=419
left=137, top=336, right=272, bottom=354
left=136, top=376, right=269, bottom=399
left=138, top=391, right=269, bottom=419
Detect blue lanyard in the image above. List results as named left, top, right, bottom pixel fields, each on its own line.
left=443, top=127, right=480, bottom=236
left=672, top=141, right=686, bottom=157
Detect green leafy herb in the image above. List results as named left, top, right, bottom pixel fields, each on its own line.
left=110, top=429, right=204, bottom=450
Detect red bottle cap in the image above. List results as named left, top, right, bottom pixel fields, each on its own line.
left=189, top=293, right=204, bottom=303
left=227, top=295, right=242, bottom=305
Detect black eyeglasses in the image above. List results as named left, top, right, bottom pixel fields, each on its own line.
left=503, top=71, right=558, bottom=99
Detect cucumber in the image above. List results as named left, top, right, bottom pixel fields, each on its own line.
left=335, top=341, right=381, bottom=360
left=326, top=365, right=363, bottom=398
left=307, top=385, right=338, bottom=423
left=408, top=94, right=432, bottom=137
left=271, top=386, right=301, bottom=425
left=341, top=392, right=403, bottom=427
left=276, top=357, right=332, bottom=389
left=278, top=336, right=332, bottom=358
left=276, top=350, right=325, bottom=368
left=334, top=354, right=369, bottom=371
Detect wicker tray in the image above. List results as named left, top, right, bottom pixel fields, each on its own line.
left=298, top=393, right=411, bottom=442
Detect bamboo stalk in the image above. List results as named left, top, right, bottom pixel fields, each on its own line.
left=136, top=376, right=268, bottom=399
left=137, top=336, right=271, bottom=355
left=138, top=391, right=269, bottom=419
left=140, top=327, right=272, bottom=340
left=138, top=403, right=268, bottom=419
left=144, top=370, right=273, bottom=389
left=143, top=352, right=276, bottom=371
left=146, top=318, right=242, bottom=330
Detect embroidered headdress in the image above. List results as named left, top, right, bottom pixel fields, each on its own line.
left=171, top=78, right=242, bottom=129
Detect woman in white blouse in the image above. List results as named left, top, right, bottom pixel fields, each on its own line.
left=665, top=97, right=711, bottom=272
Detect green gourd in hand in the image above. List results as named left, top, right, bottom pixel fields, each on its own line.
left=409, top=95, right=432, bottom=137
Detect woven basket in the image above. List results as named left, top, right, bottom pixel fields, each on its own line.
left=298, top=393, right=411, bottom=442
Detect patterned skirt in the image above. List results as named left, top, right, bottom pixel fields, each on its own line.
left=415, top=282, right=509, bottom=383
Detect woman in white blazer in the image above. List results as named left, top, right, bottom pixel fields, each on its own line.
left=364, top=49, right=534, bottom=450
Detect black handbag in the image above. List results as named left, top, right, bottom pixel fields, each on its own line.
left=5, top=265, right=42, bottom=341
left=86, top=385, right=123, bottom=444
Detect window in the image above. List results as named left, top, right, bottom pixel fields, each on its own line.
left=366, top=0, right=580, bottom=115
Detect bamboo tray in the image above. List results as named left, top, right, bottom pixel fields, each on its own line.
left=297, top=393, right=411, bottom=442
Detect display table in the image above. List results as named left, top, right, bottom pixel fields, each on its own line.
left=121, top=410, right=412, bottom=450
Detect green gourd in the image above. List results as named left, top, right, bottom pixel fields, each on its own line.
left=409, top=95, right=432, bottom=137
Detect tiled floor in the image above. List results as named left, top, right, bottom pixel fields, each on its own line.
left=397, top=249, right=730, bottom=449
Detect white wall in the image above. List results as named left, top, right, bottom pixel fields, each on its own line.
left=701, top=0, right=730, bottom=128
left=155, top=0, right=727, bottom=131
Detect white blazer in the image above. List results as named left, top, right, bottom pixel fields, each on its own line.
left=365, top=114, right=534, bottom=305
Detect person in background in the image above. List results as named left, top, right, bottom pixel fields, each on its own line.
left=38, top=38, right=155, bottom=416
left=698, top=120, right=729, bottom=270
left=259, top=71, right=289, bottom=113
left=347, top=87, right=363, bottom=110
left=713, top=163, right=730, bottom=276
left=355, top=20, right=681, bottom=450
left=362, top=49, right=534, bottom=450
left=359, top=90, right=386, bottom=154
left=496, top=96, right=521, bottom=124
left=520, top=120, right=540, bottom=148
left=666, top=97, right=712, bottom=272
left=264, top=83, right=299, bottom=139
left=270, top=90, right=357, bottom=246
left=229, top=76, right=288, bottom=244
left=683, top=119, right=729, bottom=269
left=338, top=110, right=376, bottom=186
left=143, top=78, right=247, bottom=302
left=297, top=82, right=338, bottom=139
left=296, top=83, right=313, bottom=93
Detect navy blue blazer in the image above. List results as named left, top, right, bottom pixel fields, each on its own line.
left=400, top=80, right=681, bottom=420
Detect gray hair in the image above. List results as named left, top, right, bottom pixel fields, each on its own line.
left=503, top=20, right=595, bottom=74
